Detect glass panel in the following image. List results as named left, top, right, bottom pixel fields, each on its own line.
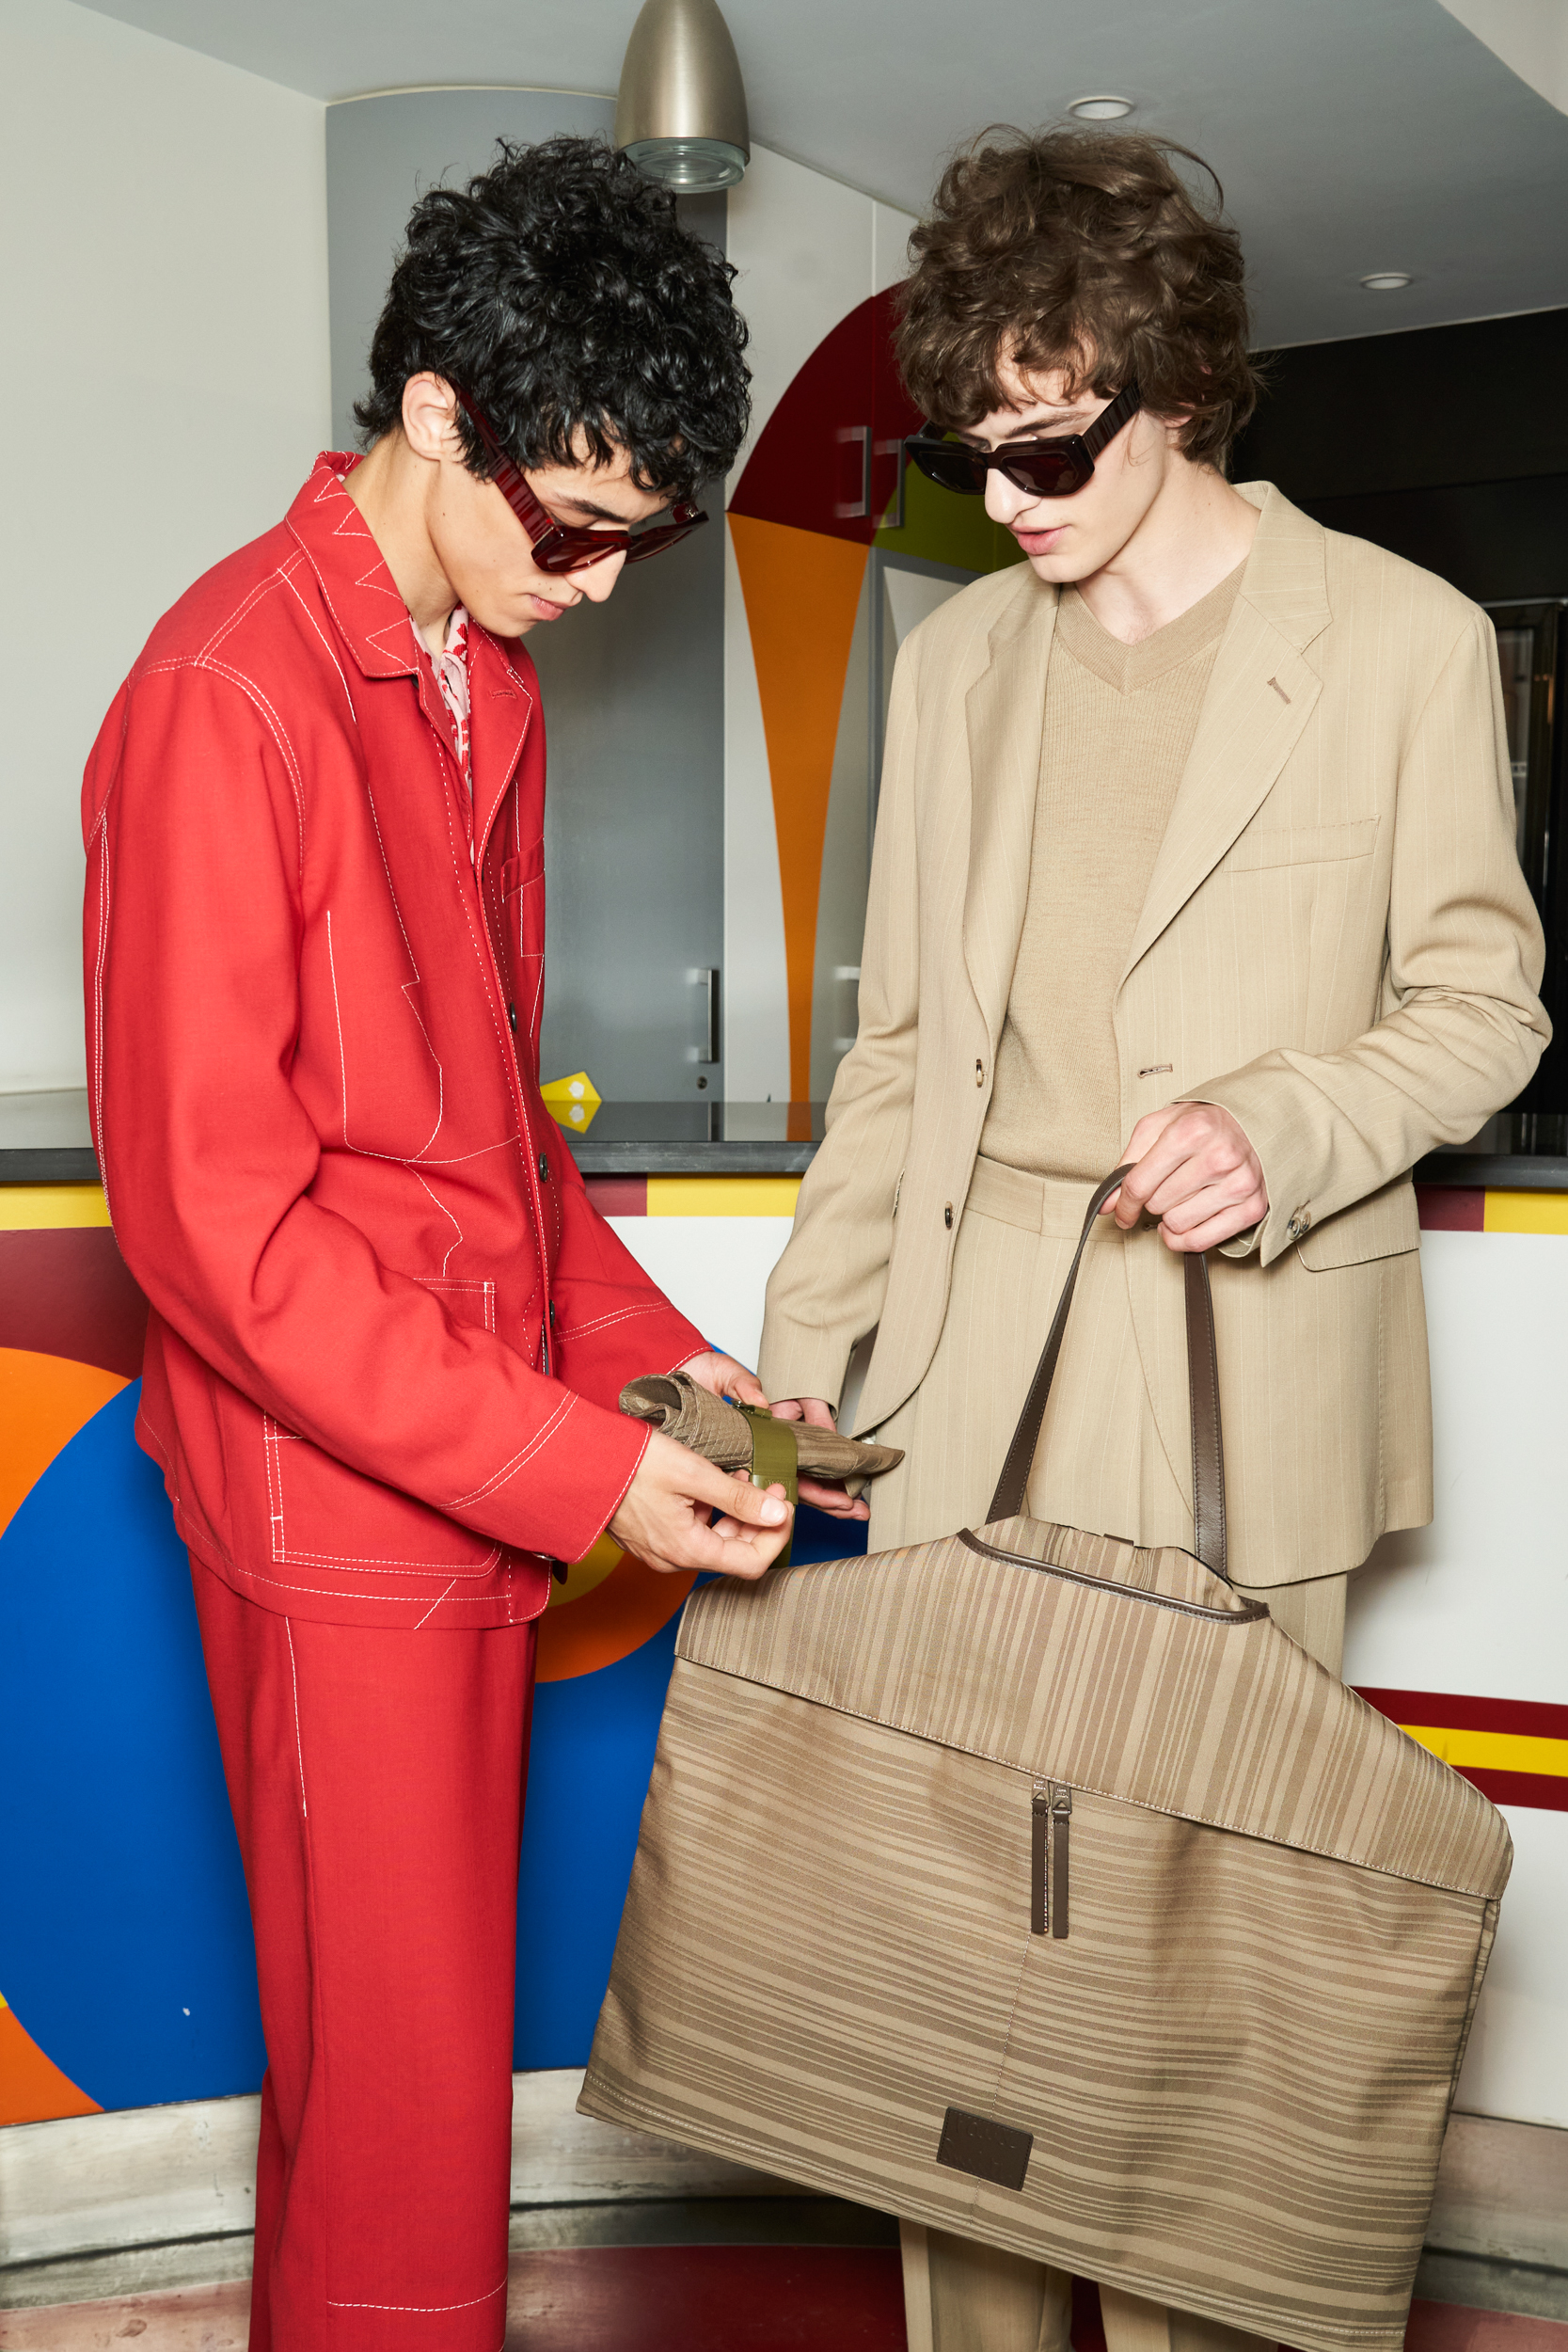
left=1493, top=623, right=1535, bottom=865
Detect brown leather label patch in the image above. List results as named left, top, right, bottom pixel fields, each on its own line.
left=936, top=2105, right=1033, bottom=2191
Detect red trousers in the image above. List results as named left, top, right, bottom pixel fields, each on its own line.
left=192, top=1555, right=538, bottom=2352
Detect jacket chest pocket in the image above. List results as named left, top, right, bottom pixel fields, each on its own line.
left=1222, top=817, right=1379, bottom=873
left=499, top=846, right=546, bottom=1069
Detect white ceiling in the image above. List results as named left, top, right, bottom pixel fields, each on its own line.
left=83, top=0, right=1568, bottom=349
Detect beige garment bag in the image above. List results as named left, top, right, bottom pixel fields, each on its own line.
left=580, top=1171, right=1508, bottom=2352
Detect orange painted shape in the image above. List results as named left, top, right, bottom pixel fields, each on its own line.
left=534, top=1544, right=696, bottom=1683
left=0, top=1347, right=129, bottom=1541
left=0, top=1997, right=102, bottom=2124
left=729, top=514, right=868, bottom=1104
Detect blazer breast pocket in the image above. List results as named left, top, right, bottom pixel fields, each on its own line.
left=1224, top=818, right=1380, bottom=875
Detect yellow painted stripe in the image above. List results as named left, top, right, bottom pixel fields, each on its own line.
left=0, top=1184, right=111, bottom=1231
left=1401, top=1724, right=1568, bottom=1776
left=647, top=1176, right=802, bottom=1219
left=1484, top=1190, right=1568, bottom=1235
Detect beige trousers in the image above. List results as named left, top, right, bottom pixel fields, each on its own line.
left=875, top=1162, right=1348, bottom=2352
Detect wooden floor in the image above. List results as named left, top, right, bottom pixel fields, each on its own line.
left=7, top=2264, right=1568, bottom=2352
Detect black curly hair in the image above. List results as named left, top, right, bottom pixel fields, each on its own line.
left=355, top=135, right=751, bottom=501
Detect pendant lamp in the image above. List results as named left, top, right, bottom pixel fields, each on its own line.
left=614, top=0, right=750, bottom=193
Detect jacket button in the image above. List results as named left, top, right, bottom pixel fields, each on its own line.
left=538, top=1152, right=550, bottom=1180
left=975, top=1059, right=985, bottom=1087
left=943, top=1202, right=954, bottom=1229
left=508, top=1002, right=518, bottom=1034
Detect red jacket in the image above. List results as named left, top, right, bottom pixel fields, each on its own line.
left=83, top=453, right=705, bottom=1628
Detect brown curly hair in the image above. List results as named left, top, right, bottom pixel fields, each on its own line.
left=896, top=126, right=1259, bottom=467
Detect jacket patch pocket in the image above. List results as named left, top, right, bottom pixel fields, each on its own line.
left=412, top=1275, right=497, bottom=1333
left=265, top=1416, right=502, bottom=1577
left=265, top=1278, right=501, bottom=1576
left=1225, top=818, right=1380, bottom=874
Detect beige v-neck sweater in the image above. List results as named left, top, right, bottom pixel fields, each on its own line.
left=979, top=564, right=1244, bottom=1183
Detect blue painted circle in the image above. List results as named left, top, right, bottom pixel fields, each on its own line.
left=0, top=1385, right=866, bottom=2106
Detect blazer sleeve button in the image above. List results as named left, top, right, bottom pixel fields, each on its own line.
left=943, top=1202, right=954, bottom=1229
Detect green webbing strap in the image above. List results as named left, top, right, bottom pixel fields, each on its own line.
left=738, top=1406, right=797, bottom=1569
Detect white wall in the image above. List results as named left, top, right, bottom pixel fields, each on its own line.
left=0, top=0, right=330, bottom=1093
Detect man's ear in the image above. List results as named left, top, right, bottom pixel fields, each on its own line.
left=401, top=373, right=463, bottom=466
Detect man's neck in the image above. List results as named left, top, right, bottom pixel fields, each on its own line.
left=1074, top=463, right=1259, bottom=646
left=343, top=433, right=458, bottom=659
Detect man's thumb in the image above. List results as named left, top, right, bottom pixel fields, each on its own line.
left=727, top=1471, right=790, bottom=1527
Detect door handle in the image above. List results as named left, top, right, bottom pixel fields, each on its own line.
left=834, top=426, right=872, bottom=520
left=697, top=968, right=721, bottom=1064
left=875, top=437, right=907, bottom=531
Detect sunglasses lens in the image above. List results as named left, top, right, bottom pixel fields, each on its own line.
left=908, top=441, right=986, bottom=496
left=1004, top=451, right=1089, bottom=498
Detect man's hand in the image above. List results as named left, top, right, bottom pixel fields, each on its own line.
left=678, top=1349, right=769, bottom=1409
left=610, top=1428, right=791, bottom=1581
left=768, top=1396, right=871, bottom=1523
left=1102, top=1102, right=1267, bottom=1253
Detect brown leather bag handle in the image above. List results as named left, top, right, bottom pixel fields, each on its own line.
left=983, top=1167, right=1229, bottom=1583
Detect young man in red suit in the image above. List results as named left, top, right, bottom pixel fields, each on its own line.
left=83, top=138, right=785, bottom=2351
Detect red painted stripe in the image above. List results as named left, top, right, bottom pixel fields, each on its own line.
left=1355, top=1688, right=1568, bottom=1741
left=1459, top=1768, right=1568, bottom=1813
left=583, top=1175, right=647, bottom=1216
left=0, top=1229, right=149, bottom=1379
left=506, top=2244, right=904, bottom=2349
left=1416, top=1185, right=1485, bottom=1231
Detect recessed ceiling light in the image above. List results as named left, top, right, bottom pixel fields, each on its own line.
left=1360, top=272, right=1413, bottom=291
left=1069, top=95, right=1134, bottom=120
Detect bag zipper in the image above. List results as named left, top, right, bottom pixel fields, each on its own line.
left=1052, top=1784, right=1071, bottom=1940
left=1031, top=1781, right=1071, bottom=1939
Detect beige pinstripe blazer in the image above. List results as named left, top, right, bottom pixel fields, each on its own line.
left=758, top=485, right=1549, bottom=1582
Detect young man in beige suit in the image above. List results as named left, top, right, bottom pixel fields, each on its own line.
left=758, top=129, right=1548, bottom=2352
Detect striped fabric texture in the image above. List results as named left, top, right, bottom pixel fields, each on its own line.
left=581, top=1522, right=1508, bottom=2352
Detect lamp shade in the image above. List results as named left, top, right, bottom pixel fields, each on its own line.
left=614, top=0, right=750, bottom=193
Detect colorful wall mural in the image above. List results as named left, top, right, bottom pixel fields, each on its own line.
left=5, top=1181, right=1567, bottom=2131
left=0, top=1178, right=859, bottom=2126
left=724, top=282, right=1022, bottom=1112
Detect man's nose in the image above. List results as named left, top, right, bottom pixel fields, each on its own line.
left=576, top=548, right=629, bottom=603
left=984, top=468, right=1035, bottom=528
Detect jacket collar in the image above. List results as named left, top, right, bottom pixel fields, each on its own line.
left=286, top=453, right=421, bottom=679
left=959, top=483, right=1333, bottom=1035
left=286, top=453, right=538, bottom=856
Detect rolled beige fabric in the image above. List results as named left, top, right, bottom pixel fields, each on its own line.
left=619, top=1373, right=902, bottom=1494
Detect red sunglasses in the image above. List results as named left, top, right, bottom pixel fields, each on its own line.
left=450, top=386, right=706, bottom=574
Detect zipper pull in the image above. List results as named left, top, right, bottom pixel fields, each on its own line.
left=1051, top=1785, right=1072, bottom=1941
left=1031, top=1781, right=1050, bottom=1937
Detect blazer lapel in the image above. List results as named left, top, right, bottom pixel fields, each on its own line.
left=961, top=577, right=1058, bottom=1042
left=1119, top=485, right=1333, bottom=987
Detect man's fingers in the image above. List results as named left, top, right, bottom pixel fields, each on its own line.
left=666, top=1517, right=782, bottom=1580
left=1158, top=1193, right=1267, bottom=1252
left=769, top=1398, right=806, bottom=1422
left=723, top=1366, right=769, bottom=1409
left=1152, top=1168, right=1258, bottom=1233
left=797, top=1473, right=870, bottom=1520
